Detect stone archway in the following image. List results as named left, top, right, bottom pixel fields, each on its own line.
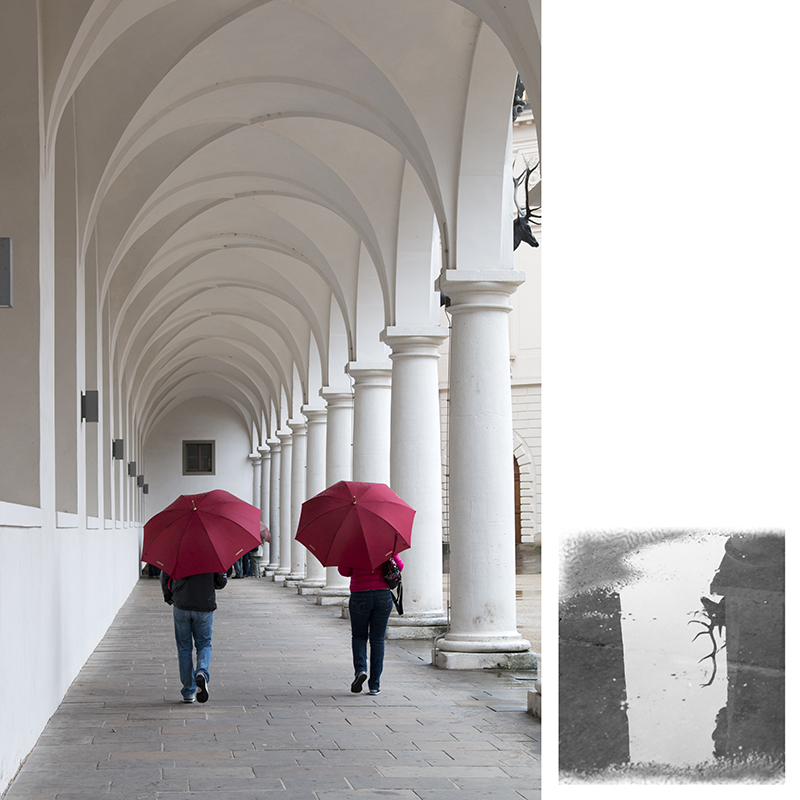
left=513, top=433, right=537, bottom=545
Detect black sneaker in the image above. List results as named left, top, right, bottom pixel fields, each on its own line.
left=350, top=672, right=367, bottom=693
left=195, top=672, right=209, bottom=703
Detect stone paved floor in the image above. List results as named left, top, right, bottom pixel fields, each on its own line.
left=4, top=577, right=541, bottom=800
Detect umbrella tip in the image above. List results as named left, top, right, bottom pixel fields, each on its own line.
left=352, top=496, right=357, bottom=504
left=192, top=500, right=196, bottom=510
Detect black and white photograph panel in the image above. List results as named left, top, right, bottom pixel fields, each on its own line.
left=559, top=530, right=784, bottom=784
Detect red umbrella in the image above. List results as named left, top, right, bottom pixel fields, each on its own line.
left=296, top=480, right=415, bottom=570
left=142, top=490, right=261, bottom=579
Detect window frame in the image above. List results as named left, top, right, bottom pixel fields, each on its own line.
left=182, top=440, right=215, bottom=476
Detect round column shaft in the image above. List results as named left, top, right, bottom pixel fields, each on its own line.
left=382, top=327, right=449, bottom=634
left=435, top=270, right=532, bottom=666
left=276, top=431, right=293, bottom=577
left=249, top=453, right=262, bottom=507
left=287, top=420, right=307, bottom=583
left=345, top=363, right=392, bottom=484
left=298, top=407, right=327, bottom=591
left=248, top=452, right=262, bottom=577
left=318, top=388, right=353, bottom=599
left=267, top=438, right=281, bottom=572
left=258, top=444, right=271, bottom=573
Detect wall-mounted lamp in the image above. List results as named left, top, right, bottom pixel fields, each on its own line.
left=142, top=484, right=149, bottom=494
left=0, top=237, right=11, bottom=308
left=81, top=390, right=99, bottom=422
left=112, top=439, right=124, bottom=460
left=127, top=461, right=137, bottom=477
left=137, top=475, right=145, bottom=487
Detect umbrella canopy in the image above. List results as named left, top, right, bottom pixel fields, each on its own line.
left=142, top=489, right=261, bottom=580
left=296, top=480, right=415, bottom=570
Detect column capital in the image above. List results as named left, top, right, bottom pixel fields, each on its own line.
left=277, top=430, right=293, bottom=445
left=302, top=405, right=328, bottom=424
left=287, top=419, right=307, bottom=436
left=320, top=386, right=354, bottom=407
left=345, top=362, right=392, bottom=386
left=267, top=437, right=281, bottom=451
left=381, top=326, right=449, bottom=358
left=248, top=452, right=261, bottom=465
left=435, top=269, right=526, bottom=312
left=257, top=444, right=270, bottom=458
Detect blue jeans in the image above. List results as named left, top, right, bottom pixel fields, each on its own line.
left=349, top=589, right=393, bottom=692
left=172, top=608, right=213, bottom=699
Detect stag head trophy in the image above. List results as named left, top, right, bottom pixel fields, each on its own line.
left=512, top=78, right=541, bottom=250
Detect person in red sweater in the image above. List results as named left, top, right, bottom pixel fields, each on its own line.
left=338, top=555, right=403, bottom=695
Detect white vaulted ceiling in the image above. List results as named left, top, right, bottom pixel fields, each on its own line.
left=44, top=0, right=541, bottom=441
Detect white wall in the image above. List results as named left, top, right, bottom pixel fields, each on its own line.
left=0, top=519, right=140, bottom=794
left=143, top=397, right=256, bottom=522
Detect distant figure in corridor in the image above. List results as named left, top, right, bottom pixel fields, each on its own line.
left=161, top=570, right=228, bottom=703
left=339, top=556, right=403, bottom=696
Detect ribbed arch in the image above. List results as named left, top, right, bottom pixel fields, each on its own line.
left=143, top=379, right=256, bottom=443
left=132, top=332, right=284, bottom=430
left=125, top=306, right=303, bottom=416
left=95, top=123, right=394, bottom=305
left=116, top=271, right=330, bottom=389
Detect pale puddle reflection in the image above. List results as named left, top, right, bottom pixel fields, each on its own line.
left=620, top=535, right=727, bottom=765
left=559, top=529, right=785, bottom=781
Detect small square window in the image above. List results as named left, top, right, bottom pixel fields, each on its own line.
left=183, top=440, right=215, bottom=475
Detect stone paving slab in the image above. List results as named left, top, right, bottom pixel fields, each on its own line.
left=4, top=577, right=540, bottom=799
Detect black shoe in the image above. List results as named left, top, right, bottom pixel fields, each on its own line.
left=195, top=672, right=209, bottom=703
left=350, top=672, right=367, bottom=693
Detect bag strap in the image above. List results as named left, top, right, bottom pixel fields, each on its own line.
left=391, top=582, right=403, bottom=616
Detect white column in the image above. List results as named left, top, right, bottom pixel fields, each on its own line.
left=267, top=438, right=281, bottom=572
left=317, top=389, right=353, bottom=601
left=298, top=407, right=327, bottom=592
left=345, top=363, right=392, bottom=484
left=286, top=420, right=307, bottom=584
left=248, top=451, right=262, bottom=576
left=258, top=444, right=271, bottom=574
left=433, top=269, right=534, bottom=669
left=382, top=327, right=449, bottom=637
left=249, top=452, right=262, bottom=506
left=276, top=431, right=293, bottom=578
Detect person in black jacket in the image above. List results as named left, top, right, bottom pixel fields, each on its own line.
left=160, top=571, right=227, bottom=703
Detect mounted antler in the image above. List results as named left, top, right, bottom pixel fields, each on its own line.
left=513, top=152, right=540, bottom=250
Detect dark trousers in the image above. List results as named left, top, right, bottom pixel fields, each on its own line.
left=348, top=589, right=393, bottom=692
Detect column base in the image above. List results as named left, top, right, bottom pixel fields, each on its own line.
left=386, top=615, right=449, bottom=640
left=297, top=581, right=325, bottom=596
left=527, top=683, right=541, bottom=718
left=316, top=588, right=350, bottom=605
left=283, top=576, right=303, bottom=588
left=432, top=648, right=538, bottom=671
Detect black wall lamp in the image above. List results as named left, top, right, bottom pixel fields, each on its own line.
left=112, top=439, right=124, bottom=460
left=137, top=475, right=145, bottom=487
left=1, top=237, right=11, bottom=308
left=142, top=484, right=149, bottom=494
left=128, top=461, right=136, bottom=477
left=81, top=391, right=99, bottom=423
